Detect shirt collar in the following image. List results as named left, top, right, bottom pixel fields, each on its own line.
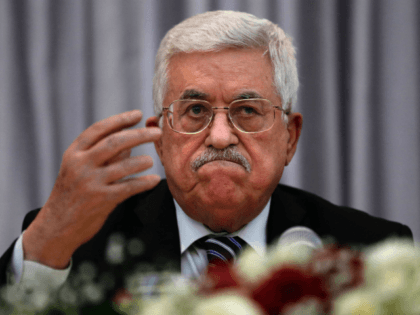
left=175, top=198, right=270, bottom=257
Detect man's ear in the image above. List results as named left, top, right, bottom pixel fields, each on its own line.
left=145, top=116, right=164, bottom=164
left=285, top=112, right=303, bottom=166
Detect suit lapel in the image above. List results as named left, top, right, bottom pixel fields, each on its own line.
left=266, top=184, right=308, bottom=245
left=132, top=180, right=181, bottom=271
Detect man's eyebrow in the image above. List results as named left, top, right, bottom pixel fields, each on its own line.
left=234, top=91, right=263, bottom=100
left=179, top=89, right=209, bottom=100
left=179, top=90, right=263, bottom=101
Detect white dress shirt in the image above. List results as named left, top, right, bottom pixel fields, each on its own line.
left=176, top=199, right=270, bottom=278
left=8, top=198, right=271, bottom=289
left=8, top=232, right=72, bottom=295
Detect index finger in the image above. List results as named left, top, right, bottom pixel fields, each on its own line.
left=73, top=110, right=143, bottom=151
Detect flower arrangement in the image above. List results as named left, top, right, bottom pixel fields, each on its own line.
left=1, top=238, right=419, bottom=314
left=116, top=238, right=420, bottom=315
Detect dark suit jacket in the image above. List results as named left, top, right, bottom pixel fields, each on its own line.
left=0, top=179, right=413, bottom=299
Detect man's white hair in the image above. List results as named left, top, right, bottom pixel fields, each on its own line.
left=153, top=10, right=298, bottom=120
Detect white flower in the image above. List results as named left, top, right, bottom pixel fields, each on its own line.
left=82, top=282, right=104, bottom=304
left=1, top=284, right=52, bottom=313
left=192, top=293, right=264, bottom=315
left=266, top=243, right=313, bottom=269
left=106, top=234, right=126, bottom=264
left=363, top=239, right=420, bottom=313
left=283, top=298, right=323, bottom=315
left=139, top=291, right=200, bottom=315
left=140, top=296, right=179, bottom=315
left=235, top=247, right=268, bottom=283
left=334, top=288, right=384, bottom=315
left=365, top=239, right=420, bottom=285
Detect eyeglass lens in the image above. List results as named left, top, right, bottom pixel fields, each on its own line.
left=167, top=99, right=275, bottom=133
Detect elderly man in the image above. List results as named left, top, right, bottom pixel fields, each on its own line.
left=0, top=11, right=412, bottom=302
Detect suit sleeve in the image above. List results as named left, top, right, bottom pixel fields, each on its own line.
left=0, top=241, right=18, bottom=287
left=0, top=209, right=41, bottom=287
left=398, top=223, right=414, bottom=241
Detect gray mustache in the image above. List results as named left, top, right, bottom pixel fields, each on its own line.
left=191, top=146, right=251, bottom=173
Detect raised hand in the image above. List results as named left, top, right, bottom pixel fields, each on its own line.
left=22, top=110, right=162, bottom=269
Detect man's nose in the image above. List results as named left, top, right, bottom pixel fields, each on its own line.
left=205, top=111, right=239, bottom=149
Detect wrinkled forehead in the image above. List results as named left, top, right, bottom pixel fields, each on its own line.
left=165, top=48, right=278, bottom=103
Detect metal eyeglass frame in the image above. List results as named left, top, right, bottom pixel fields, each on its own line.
left=160, top=98, right=290, bottom=135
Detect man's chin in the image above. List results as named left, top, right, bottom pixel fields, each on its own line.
left=194, top=179, right=246, bottom=205
left=203, top=218, right=247, bottom=234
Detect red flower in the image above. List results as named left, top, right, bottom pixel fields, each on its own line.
left=308, top=245, right=364, bottom=298
left=200, top=263, right=243, bottom=294
left=112, top=288, right=133, bottom=306
left=197, top=245, right=364, bottom=315
left=251, top=265, right=329, bottom=315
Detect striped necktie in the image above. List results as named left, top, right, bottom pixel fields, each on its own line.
left=198, top=235, right=248, bottom=267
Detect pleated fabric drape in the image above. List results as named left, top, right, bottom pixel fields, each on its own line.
left=0, top=0, right=419, bottom=253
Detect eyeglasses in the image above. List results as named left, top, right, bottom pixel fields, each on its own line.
left=161, top=98, right=289, bottom=134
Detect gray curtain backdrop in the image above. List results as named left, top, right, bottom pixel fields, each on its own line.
left=0, top=0, right=419, bottom=254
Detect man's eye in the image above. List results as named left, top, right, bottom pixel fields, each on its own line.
left=242, top=106, right=255, bottom=114
left=236, top=106, right=258, bottom=115
left=188, top=104, right=207, bottom=115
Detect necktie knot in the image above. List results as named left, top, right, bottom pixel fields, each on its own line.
left=198, top=235, right=248, bottom=267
